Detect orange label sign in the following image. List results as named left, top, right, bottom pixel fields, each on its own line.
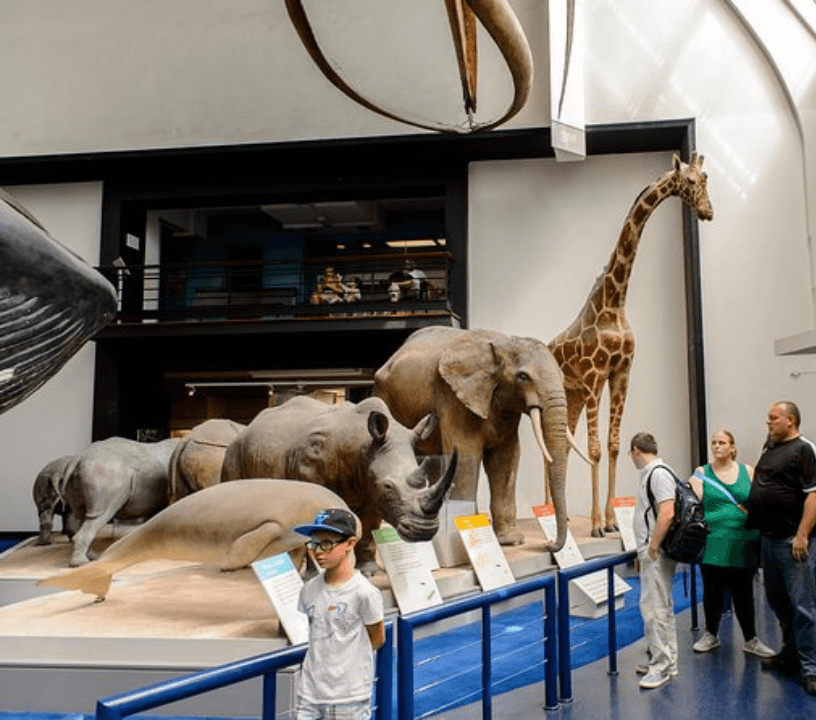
left=454, top=514, right=491, bottom=531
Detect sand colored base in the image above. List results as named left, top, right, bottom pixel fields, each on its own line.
left=0, top=517, right=621, bottom=642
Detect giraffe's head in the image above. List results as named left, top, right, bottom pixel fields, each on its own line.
left=672, top=153, right=713, bottom=221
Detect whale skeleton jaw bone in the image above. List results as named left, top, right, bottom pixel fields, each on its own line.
left=283, top=0, right=533, bottom=134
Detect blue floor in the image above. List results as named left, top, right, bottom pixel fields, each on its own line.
left=438, top=572, right=816, bottom=719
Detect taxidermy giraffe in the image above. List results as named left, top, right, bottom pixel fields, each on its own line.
left=548, top=154, right=713, bottom=537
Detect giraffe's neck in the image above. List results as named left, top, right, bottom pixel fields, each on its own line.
left=584, top=173, right=677, bottom=318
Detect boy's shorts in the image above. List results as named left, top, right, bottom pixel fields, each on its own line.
left=294, top=696, right=371, bottom=720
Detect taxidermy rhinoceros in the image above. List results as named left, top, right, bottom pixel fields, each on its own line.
left=221, top=395, right=457, bottom=575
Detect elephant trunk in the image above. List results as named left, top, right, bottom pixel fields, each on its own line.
left=419, top=452, right=458, bottom=515
left=531, top=405, right=570, bottom=552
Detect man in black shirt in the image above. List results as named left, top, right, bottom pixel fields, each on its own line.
left=747, top=401, right=816, bottom=695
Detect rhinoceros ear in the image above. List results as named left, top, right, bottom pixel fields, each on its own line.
left=439, top=335, right=498, bottom=419
left=368, top=411, right=390, bottom=444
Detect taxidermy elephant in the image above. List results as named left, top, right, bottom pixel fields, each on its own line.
left=63, top=436, right=181, bottom=567
left=167, top=418, right=245, bottom=503
left=374, top=326, right=590, bottom=552
left=32, top=454, right=79, bottom=545
left=221, top=395, right=457, bottom=575
left=39, top=479, right=352, bottom=601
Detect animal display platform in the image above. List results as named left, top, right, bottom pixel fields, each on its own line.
left=0, top=518, right=623, bottom=714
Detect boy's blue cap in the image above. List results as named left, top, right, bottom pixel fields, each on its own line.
left=294, top=508, right=358, bottom=538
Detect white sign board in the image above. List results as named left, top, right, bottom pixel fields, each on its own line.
left=611, top=496, right=637, bottom=552
left=374, top=526, right=442, bottom=613
left=454, top=514, right=515, bottom=591
left=252, top=552, right=309, bottom=645
left=533, top=504, right=630, bottom=617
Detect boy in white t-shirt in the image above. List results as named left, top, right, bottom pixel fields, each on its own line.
left=293, top=508, right=386, bottom=720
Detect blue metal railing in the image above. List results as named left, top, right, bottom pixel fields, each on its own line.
left=555, top=551, right=637, bottom=703
left=93, top=553, right=700, bottom=719
left=396, top=572, right=559, bottom=720
left=96, top=624, right=393, bottom=720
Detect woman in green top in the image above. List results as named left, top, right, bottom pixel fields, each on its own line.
left=688, top=430, right=774, bottom=657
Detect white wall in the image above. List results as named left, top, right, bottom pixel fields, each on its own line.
left=0, top=184, right=104, bottom=532
left=0, top=0, right=549, bottom=155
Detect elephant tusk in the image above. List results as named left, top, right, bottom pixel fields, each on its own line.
left=283, top=0, right=533, bottom=134
left=529, top=407, right=554, bottom=465
left=567, top=427, right=593, bottom=465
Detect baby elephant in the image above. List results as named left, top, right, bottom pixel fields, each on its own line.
left=32, top=455, right=78, bottom=545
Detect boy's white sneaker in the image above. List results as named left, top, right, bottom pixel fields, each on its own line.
left=693, top=632, right=721, bottom=652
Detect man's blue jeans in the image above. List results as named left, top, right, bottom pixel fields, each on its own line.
left=761, top=535, right=816, bottom=676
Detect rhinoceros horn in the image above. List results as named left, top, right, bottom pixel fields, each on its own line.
left=419, top=452, right=458, bottom=515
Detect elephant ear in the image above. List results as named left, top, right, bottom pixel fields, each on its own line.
left=439, top=335, right=498, bottom=419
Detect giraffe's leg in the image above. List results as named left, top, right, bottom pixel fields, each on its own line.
left=581, top=378, right=605, bottom=537
left=605, top=364, right=632, bottom=532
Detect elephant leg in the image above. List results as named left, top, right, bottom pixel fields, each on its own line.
left=484, top=440, right=524, bottom=546
left=445, top=432, right=484, bottom=504
left=69, top=507, right=120, bottom=567
left=605, top=365, right=631, bottom=532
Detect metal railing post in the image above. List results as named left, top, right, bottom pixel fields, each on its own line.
left=556, top=572, right=573, bottom=703
left=261, top=672, right=276, bottom=720
left=397, top=617, right=414, bottom=720
left=375, top=623, right=394, bottom=720
left=481, top=605, right=493, bottom=719
left=543, top=584, right=559, bottom=711
left=607, top=567, right=619, bottom=676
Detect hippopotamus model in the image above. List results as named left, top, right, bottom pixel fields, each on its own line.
left=221, top=395, right=457, bottom=575
left=39, top=479, right=352, bottom=601
left=63, top=436, right=181, bottom=567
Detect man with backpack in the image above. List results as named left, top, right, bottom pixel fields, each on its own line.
left=630, top=431, right=679, bottom=689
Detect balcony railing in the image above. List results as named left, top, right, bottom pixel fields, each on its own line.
left=102, top=252, right=455, bottom=325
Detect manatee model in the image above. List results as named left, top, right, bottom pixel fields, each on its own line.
left=38, top=479, right=351, bottom=601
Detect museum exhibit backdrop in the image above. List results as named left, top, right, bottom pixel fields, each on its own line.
left=1, top=1, right=816, bottom=533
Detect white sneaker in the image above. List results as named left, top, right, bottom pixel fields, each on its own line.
left=639, top=671, right=671, bottom=689
left=636, top=664, right=649, bottom=675
left=693, top=632, right=721, bottom=652
left=667, top=663, right=679, bottom=676
left=743, top=637, right=775, bottom=658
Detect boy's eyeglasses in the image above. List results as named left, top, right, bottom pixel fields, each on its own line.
left=305, top=538, right=347, bottom=553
